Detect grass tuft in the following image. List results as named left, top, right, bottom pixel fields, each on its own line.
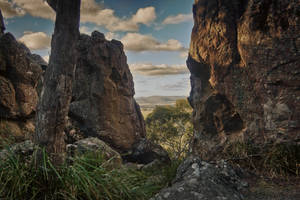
left=0, top=147, right=180, bottom=200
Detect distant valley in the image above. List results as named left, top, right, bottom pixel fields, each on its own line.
left=136, top=96, right=187, bottom=110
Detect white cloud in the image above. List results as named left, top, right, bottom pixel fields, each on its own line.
left=0, top=0, right=156, bottom=32
left=80, top=25, right=92, bottom=35
left=18, top=31, right=51, bottom=50
left=162, top=13, right=193, bottom=25
left=130, top=63, right=188, bottom=76
left=0, top=0, right=25, bottom=18
left=105, top=32, right=119, bottom=40
left=0, top=0, right=55, bottom=19
left=131, top=7, right=156, bottom=25
left=180, top=50, right=189, bottom=58
left=43, top=55, right=49, bottom=63
left=121, top=33, right=186, bottom=52
left=81, top=6, right=156, bottom=32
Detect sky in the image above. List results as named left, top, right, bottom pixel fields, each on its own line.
left=0, top=0, right=194, bottom=97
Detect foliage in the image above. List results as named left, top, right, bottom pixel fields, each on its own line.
left=223, top=141, right=300, bottom=176
left=146, top=99, right=193, bottom=160
left=0, top=147, right=179, bottom=200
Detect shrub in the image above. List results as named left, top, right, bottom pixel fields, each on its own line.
left=223, top=141, right=300, bottom=176
left=146, top=99, right=193, bottom=160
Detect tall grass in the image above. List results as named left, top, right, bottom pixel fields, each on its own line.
left=223, top=142, right=300, bottom=176
left=0, top=147, right=179, bottom=200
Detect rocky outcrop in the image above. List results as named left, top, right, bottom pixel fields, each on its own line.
left=188, top=0, right=300, bottom=159
left=151, top=157, right=247, bottom=200
left=0, top=33, right=43, bottom=119
left=69, top=31, right=146, bottom=152
left=0, top=19, right=43, bottom=141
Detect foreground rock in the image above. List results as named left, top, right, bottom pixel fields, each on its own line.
left=123, top=138, right=170, bottom=164
left=69, top=31, right=146, bottom=152
left=151, top=157, right=246, bottom=200
left=1, top=138, right=121, bottom=167
left=188, top=0, right=300, bottom=159
left=67, top=137, right=122, bottom=166
left=0, top=140, right=35, bottom=160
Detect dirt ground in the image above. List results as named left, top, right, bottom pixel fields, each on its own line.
left=242, top=173, right=300, bottom=200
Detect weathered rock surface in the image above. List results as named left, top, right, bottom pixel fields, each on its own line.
left=0, top=140, right=35, bottom=160
left=0, top=18, right=43, bottom=141
left=123, top=138, right=170, bottom=164
left=67, top=137, right=122, bottom=167
left=188, top=0, right=300, bottom=159
left=69, top=31, right=146, bottom=152
left=0, top=33, right=43, bottom=119
left=150, top=157, right=246, bottom=200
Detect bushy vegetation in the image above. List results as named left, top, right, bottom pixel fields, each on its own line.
left=0, top=147, right=180, bottom=200
left=223, top=141, right=300, bottom=176
left=145, top=99, right=193, bottom=160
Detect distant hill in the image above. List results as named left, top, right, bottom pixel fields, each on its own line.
left=136, top=96, right=187, bottom=110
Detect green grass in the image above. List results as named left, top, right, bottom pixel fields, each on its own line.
left=0, top=147, right=180, bottom=200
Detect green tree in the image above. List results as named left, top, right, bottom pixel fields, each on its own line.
left=146, top=99, right=193, bottom=160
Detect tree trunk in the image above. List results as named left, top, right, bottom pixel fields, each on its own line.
left=34, top=0, right=81, bottom=165
left=0, top=9, right=5, bottom=35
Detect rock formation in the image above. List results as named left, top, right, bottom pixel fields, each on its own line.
left=0, top=13, right=43, bottom=141
left=151, top=157, right=247, bottom=200
left=188, top=0, right=300, bottom=159
left=69, top=31, right=146, bottom=152
left=0, top=22, right=146, bottom=156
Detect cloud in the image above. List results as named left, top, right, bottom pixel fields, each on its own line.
left=162, top=77, right=190, bottom=90
left=180, top=50, right=189, bottom=58
left=121, top=33, right=186, bottom=52
left=162, top=13, right=193, bottom=25
left=81, top=6, right=156, bottom=32
left=80, top=25, right=92, bottom=35
left=0, top=0, right=156, bottom=32
left=43, top=55, right=49, bottom=63
left=0, top=0, right=55, bottom=19
left=0, top=0, right=25, bottom=18
left=105, top=32, right=119, bottom=40
left=18, top=31, right=51, bottom=50
left=130, top=63, right=188, bottom=76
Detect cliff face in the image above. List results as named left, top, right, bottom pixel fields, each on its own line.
left=69, top=31, right=146, bottom=152
left=188, top=0, right=300, bottom=159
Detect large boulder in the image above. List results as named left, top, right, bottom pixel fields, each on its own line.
left=0, top=33, right=43, bottom=119
left=67, top=137, right=122, bottom=167
left=123, top=138, right=170, bottom=164
left=150, top=157, right=247, bottom=200
left=188, top=0, right=300, bottom=159
left=69, top=31, right=146, bottom=152
left=0, top=22, right=44, bottom=141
